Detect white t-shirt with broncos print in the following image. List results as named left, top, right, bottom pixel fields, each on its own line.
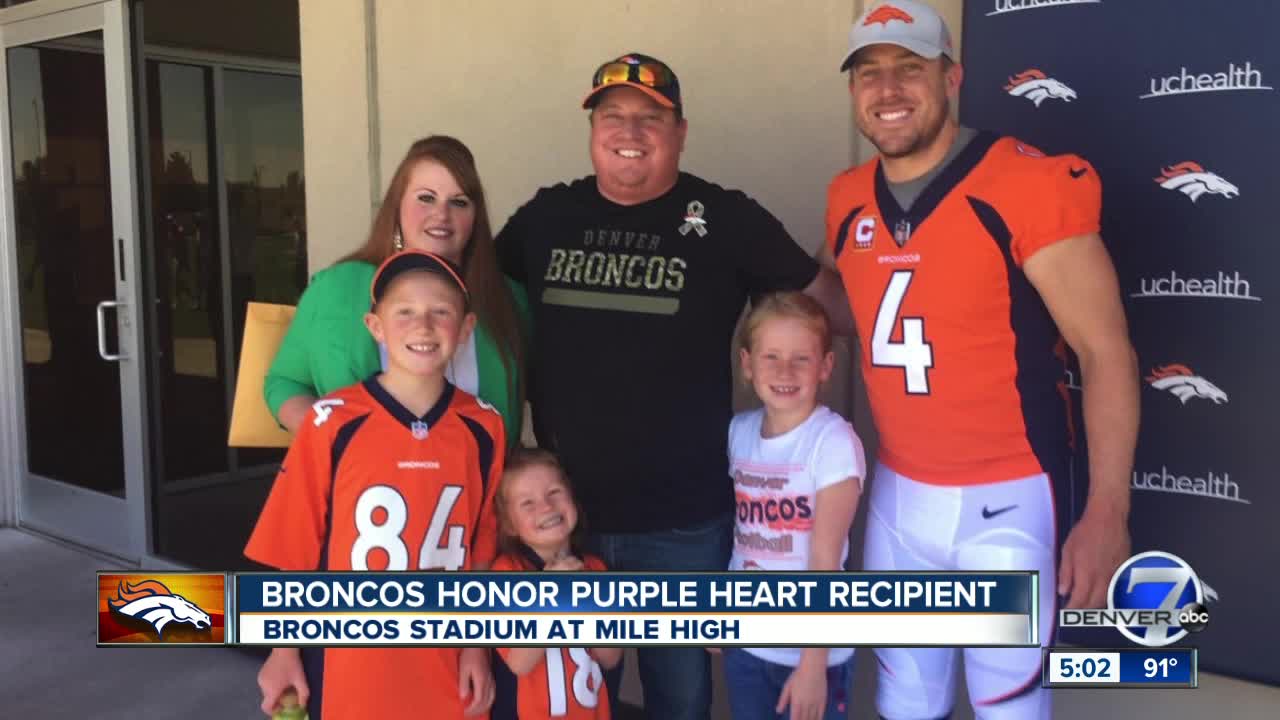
left=728, top=404, right=865, bottom=667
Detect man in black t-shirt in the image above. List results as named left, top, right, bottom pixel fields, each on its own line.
left=495, top=52, right=847, bottom=720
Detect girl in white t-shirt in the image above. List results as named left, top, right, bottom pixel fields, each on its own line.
left=724, top=291, right=866, bottom=720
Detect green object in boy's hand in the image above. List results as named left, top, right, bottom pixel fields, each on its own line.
left=272, top=690, right=308, bottom=720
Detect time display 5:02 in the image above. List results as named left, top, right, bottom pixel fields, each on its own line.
left=1047, top=652, right=1121, bottom=683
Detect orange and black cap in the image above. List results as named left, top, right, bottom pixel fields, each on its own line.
left=582, top=52, right=682, bottom=112
left=371, top=250, right=469, bottom=306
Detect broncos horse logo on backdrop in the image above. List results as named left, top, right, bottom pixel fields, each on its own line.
left=108, top=579, right=212, bottom=637
left=1145, top=364, right=1229, bottom=405
left=1004, top=69, right=1077, bottom=106
left=1153, top=162, right=1240, bottom=202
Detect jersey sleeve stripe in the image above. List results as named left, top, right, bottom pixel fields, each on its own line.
left=966, top=197, right=1072, bottom=487
left=458, top=414, right=497, bottom=551
left=832, top=204, right=865, bottom=259
left=318, top=413, right=370, bottom=570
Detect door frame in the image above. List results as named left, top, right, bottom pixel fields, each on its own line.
left=0, top=0, right=149, bottom=562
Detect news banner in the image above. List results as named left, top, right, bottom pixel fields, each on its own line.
left=97, top=550, right=1211, bottom=690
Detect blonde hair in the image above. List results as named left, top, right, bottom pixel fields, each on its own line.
left=495, top=448, right=586, bottom=559
left=739, top=291, right=832, bottom=354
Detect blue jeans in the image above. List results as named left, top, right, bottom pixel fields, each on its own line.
left=722, top=648, right=853, bottom=720
left=585, top=513, right=734, bottom=720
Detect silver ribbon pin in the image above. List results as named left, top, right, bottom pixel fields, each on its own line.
left=679, top=200, right=708, bottom=237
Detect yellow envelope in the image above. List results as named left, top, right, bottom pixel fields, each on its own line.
left=228, top=302, right=296, bottom=448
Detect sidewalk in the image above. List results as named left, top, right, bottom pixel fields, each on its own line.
left=0, top=528, right=262, bottom=720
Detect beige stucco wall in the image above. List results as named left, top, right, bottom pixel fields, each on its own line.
left=297, top=0, right=377, bottom=270
left=298, top=0, right=964, bottom=269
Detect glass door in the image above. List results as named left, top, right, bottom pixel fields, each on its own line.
left=0, top=0, right=147, bottom=560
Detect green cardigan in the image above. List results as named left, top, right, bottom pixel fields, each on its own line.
left=264, top=260, right=527, bottom=448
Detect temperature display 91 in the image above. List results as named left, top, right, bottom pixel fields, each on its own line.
left=1043, top=648, right=1197, bottom=688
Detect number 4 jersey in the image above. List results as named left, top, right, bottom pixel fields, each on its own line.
left=245, top=377, right=504, bottom=719
left=826, top=133, right=1101, bottom=486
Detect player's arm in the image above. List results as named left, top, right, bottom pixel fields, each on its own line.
left=804, top=245, right=856, bottom=337
left=1024, top=232, right=1137, bottom=609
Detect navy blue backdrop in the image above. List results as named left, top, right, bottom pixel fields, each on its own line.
left=960, top=0, right=1277, bottom=686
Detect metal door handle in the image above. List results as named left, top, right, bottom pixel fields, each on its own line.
left=96, top=300, right=126, bottom=361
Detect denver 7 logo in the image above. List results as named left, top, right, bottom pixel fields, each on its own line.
left=108, top=579, right=212, bottom=638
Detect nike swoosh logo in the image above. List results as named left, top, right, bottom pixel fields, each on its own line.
left=981, top=504, right=1018, bottom=519
left=1069, top=167, right=1088, bottom=179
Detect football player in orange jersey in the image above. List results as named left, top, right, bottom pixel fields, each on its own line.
left=248, top=250, right=503, bottom=719
left=821, top=2, right=1139, bottom=719
left=490, top=448, right=622, bottom=720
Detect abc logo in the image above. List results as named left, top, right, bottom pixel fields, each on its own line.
left=1178, top=602, right=1210, bottom=633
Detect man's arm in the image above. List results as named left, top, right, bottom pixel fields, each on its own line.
left=1023, top=232, right=1137, bottom=609
left=805, top=244, right=856, bottom=337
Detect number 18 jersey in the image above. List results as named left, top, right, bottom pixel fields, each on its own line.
left=826, top=133, right=1101, bottom=486
left=245, top=377, right=504, bottom=719
left=493, top=553, right=611, bottom=720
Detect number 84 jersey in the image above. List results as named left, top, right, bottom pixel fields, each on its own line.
left=826, top=133, right=1101, bottom=487
left=246, top=377, right=504, bottom=573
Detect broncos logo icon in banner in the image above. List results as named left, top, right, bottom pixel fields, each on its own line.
left=98, top=573, right=226, bottom=645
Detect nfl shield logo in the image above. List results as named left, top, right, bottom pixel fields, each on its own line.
left=411, top=421, right=429, bottom=440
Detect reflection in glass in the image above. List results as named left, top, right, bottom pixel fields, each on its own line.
left=148, top=65, right=306, bottom=568
left=145, top=60, right=225, bottom=483
left=8, top=36, right=126, bottom=495
left=222, top=70, right=307, bottom=470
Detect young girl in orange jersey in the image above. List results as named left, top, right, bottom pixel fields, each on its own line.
left=725, top=292, right=865, bottom=720
left=490, top=448, right=622, bottom=720
left=247, top=250, right=503, bottom=718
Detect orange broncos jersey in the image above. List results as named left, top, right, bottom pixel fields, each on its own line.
left=245, top=378, right=505, bottom=720
left=826, top=134, right=1100, bottom=486
left=494, top=552, right=611, bottom=720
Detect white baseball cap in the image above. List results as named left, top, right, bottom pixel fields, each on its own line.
left=839, top=0, right=955, bottom=72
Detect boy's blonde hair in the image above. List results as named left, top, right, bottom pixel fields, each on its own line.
left=495, top=448, right=586, bottom=559
left=739, top=291, right=833, bottom=354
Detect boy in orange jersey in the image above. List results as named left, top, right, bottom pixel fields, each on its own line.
left=246, top=250, right=505, bottom=718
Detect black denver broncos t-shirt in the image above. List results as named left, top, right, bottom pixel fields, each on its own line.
left=497, top=172, right=819, bottom=532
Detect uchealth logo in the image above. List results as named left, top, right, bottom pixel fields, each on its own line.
left=1142, top=60, right=1271, bottom=100
left=1131, top=270, right=1260, bottom=302
left=1132, top=466, right=1249, bottom=505
left=1004, top=69, right=1077, bottom=106
left=987, top=0, right=1101, bottom=16
left=1154, top=162, right=1239, bottom=202
left=1145, top=364, right=1228, bottom=405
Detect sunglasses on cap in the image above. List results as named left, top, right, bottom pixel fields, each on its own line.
left=583, top=53, right=681, bottom=110
left=591, top=57, right=676, bottom=90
